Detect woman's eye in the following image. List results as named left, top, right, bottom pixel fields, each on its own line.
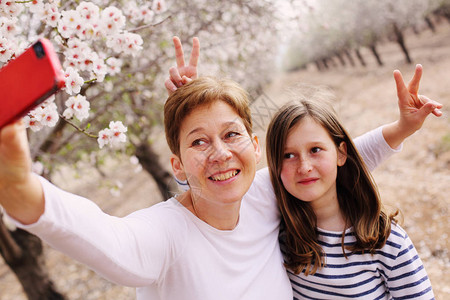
left=192, top=139, right=206, bottom=147
left=311, top=147, right=321, bottom=154
left=225, top=131, right=240, bottom=139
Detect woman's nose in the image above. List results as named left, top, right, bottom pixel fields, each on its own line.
left=209, top=139, right=232, bottom=162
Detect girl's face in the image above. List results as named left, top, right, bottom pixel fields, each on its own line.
left=280, top=116, right=347, bottom=208
left=171, top=101, right=261, bottom=206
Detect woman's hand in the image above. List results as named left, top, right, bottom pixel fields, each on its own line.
left=0, top=121, right=44, bottom=224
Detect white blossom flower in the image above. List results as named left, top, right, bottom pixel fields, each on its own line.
left=42, top=3, right=60, bottom=27
left=122, top=32, right=143, bottom=56
left=100, top=6, right=125, bottom=35
left=123, top=1, right=140, bottom=24
left=76, top=1, right=100, bottom=24
left=139, top=6, right=154, bottom=23
left=152, top=0, right=167, bottom=14
left=57, top=19, right=74, bottom=39
left=97, top=121, right=127, bottom=149
left=108, top=120, right=127, bottom=147
left=0, top=1, right=23, bottom=18
left=27, top=0, right=45, bottom=14
left=30, top=96, right=59, bottom=127
left=97, top=128, right=112, bottom=149
left=91, top=56, right=107, bottom=82
left=37, top=106, right=59, bottom=127
left=23, top=114, right=44, bottom=132
left=0, top=37, right=15, bottom=62
left=63, top=95, right=90, bottom=121
left=0, top=17, right=20, bottom=37
left=106, top=57, right=122, bottom=75
left=63, top=67, right=84, bottom=95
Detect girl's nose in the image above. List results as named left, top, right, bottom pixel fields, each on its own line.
left=297, top=157, right=312, bottom=174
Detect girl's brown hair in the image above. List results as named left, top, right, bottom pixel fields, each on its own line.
left=164, top=76, right=253, bottom=157
left=266, top=94, right=397, bottom=275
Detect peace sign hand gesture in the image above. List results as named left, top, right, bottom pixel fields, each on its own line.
left=384, top=64, right=443, bottom=149
left=165, top=36, right=200, bottom=95
left=394, top=64, right=443, bottom=134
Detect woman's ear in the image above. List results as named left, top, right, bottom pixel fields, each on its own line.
left=337, top=141, right=347, bottom=166
left=252, top=135, right=262, bottom=163
left=170, top=154, right=186, bottom=181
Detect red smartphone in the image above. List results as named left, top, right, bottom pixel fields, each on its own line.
left=0, top=38, right=65, bottom=128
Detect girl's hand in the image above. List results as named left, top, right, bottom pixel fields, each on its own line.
left=394, top=64, right=443, bottom=134
left=164, top=36, right=200, bottom=95
left=383, top=64, right=443, bottom=149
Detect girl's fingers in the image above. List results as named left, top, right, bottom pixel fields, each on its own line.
left=393, top=70, right=408, bottom=102
left=173, top=36, right=185, bottom=68
left=181, top=76, right=192, bottom=84
left=165, top=78, right=177, bottom=94
left=418, top=95, right=443, bottom=117
left=189, top=37, right=200, bottom=68
left=408, top=64, right=422, bottom=95
left=169, top=66, right=183, bottom=87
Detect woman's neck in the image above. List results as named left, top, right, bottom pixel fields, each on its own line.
left=179, top=190, right=241, bottom=230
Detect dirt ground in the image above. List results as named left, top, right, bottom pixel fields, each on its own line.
left=0, top=23, right=449, bottom=299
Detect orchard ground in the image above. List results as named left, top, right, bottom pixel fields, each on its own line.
left=1, top=24, right=449, bottom=299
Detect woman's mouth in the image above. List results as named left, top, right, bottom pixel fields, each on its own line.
left=209, top=170, right=240, bottom=181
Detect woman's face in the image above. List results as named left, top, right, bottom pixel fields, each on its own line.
left=280, top=116, right=346, bottom=208
left=171, top=101, right=261, bottom=206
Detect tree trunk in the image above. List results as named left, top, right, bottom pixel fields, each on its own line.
left=393, top=23, right=412, bottom=64
left=424, top=16, right=436, bottom=33
left=0, top=219, right=65, bottom=300
left=135, top=142, right=179, bottom=200
left=325, top=56, right=338, bottom=68
left=335, top=52, right=346, bottom=67
left=343, top=49, right=355, bottom=67
left=355, top=48, right=366, bottom=67
left=314, top=60, right=322, bottom=71
left=369, top=44, right=383, bottom=66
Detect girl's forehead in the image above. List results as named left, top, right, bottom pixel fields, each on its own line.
left=288, top=117, right=329, bottom=139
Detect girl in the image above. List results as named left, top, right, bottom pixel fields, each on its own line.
left=266, top=94, right=434, bottom=299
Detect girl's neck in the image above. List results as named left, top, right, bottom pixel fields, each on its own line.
left=312, top=195, right=346, bottom=232
left=179, top=190, right=241, bottom=230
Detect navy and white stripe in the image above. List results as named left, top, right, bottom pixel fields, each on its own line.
left=283, top=224, right=434, bottom=299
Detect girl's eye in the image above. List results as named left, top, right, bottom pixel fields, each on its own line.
left=284, top=153, right=295, bottom=159
left=311, top=147, right=321, bottom=154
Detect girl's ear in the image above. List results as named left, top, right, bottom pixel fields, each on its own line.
left=337, top=141, right=347, bottom=166
left=170, top=154, right=186, bottom=181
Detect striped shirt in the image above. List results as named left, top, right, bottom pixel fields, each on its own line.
left=284, top=224, right=434, bottom=299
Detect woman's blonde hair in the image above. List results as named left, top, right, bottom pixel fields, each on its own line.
left=164, top=76, right=253, bottom=157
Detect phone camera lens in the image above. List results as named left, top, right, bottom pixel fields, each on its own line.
left=33, top=41, right=46, bottom=59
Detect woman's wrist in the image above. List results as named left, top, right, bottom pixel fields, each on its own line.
left=2, top=173, right=45, bottom=225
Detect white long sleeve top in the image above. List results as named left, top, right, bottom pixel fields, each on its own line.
left=14, top=126, right=399, bottom=299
